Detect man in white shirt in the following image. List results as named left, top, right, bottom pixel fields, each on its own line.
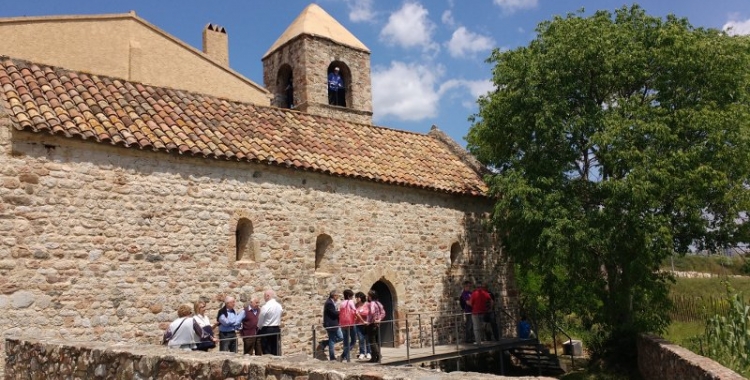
left=258, top=289, right=283, bottom=355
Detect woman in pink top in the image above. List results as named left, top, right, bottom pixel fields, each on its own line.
left=338, top=289, right=357, bottom=362
left=354, top=291, right=371, bottom=360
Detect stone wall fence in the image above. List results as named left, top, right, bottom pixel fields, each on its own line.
left=637, top=334, right=745, bottom=380
left=4, top=337, right=556, bottom=380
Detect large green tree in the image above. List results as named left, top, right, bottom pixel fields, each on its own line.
left=467, top=5, right=750, bottom=357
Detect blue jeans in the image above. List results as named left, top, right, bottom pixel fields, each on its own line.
left=326, top=327, right=343, bottom=360
left=356, top=325, right=370, bottom=355
left=341, top=326, right=355, bottom=361
left=219, top=331, right=237, bottom=353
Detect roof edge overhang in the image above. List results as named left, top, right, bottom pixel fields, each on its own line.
left=262, top=33, right=370, bottom=60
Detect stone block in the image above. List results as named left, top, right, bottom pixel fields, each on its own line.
left=10, top=290, right=34, bottom=308
left=562, top=339, right=582, bottom=357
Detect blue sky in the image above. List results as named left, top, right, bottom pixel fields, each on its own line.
left=2, top=0, right=749, bottom=145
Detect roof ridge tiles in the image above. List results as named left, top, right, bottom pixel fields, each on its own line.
left=0, top=56, right=488, bottom=196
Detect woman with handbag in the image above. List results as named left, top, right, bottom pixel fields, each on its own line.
left=162, top=303, right=212, bottom=350
left=193, top=301, right=218, bottom=351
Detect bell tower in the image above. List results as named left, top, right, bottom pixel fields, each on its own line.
left=262, top=4, right=373, bottom=125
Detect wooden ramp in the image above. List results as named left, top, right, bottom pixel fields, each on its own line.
left=379, top=338, right=537, bottom=366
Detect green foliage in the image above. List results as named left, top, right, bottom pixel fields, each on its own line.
left=560, top=356, right=643, bottom=380
left=468, top=4, right=750, bottom=359
left=702, top=286, right=750, bottom=377
left=662, top=320, right=705, bottom=347
left=670, top=295, right=730, bottom=322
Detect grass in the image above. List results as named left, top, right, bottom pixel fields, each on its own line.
left=665, top=274, right=750, bottom=373
left=670, top=277, right=750, bottom=299
left=662, top=320, right=704, bottom=347
left=661, top=254, right=748, bottom=276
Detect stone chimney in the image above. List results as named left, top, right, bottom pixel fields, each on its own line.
left=202, top=24, right=229, bottom=66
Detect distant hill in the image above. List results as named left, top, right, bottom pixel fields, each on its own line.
left=661, top=254, right=748, bottom=277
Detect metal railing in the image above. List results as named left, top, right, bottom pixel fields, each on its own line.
left=547, top=317, right=575, bottom=368
left=311, top=323, right=383, bottom=363
left=305, top=306, right=530, bottom=365
left=168, top=306, right=538, bottom=367
left=209, top=330, right=284, bottom=355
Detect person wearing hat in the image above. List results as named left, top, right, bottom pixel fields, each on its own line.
left=328, top=67, right=345, bottom=106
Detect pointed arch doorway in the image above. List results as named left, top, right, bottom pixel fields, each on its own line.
left=370, top=280, right=396, bottom=347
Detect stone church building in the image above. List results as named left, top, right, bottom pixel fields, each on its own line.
left=0, top=4, right=514, bottom=359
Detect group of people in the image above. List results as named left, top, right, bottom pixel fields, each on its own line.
left=162, top=289, right=284, bottom=356
left=322, top=289, right=386, bottom=363
left=459, top=280, right=500, bottom=344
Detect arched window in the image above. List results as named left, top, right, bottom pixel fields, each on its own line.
left=326, top=61, right=352, bottom=108
left=235, top=218, right=254, bottom=261
left=450, top=242, right=462, bottom=266
left=277, top=64, right=294, bottom=109
left=315, top=234, right=333, bottom=271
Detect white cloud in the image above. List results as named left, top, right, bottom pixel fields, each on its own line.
left=344, top=0, right=376, bottom=23
left=463, top=79, right=495, bottom=99
left=493, top=0, right=538, bottom=14
left=438, top=79, right=493, bottom=109
left=372, top=61, right=444, bottom=121
left=723, top=17, right=750, bottom=36
left=441, top=10, right=455, bottom=26
left=372, top=63, right=493, bottom=121
left=439, top=79, right=494, bottom=99
left=446, top=27, right=495, bottom=58
left=380, top=2, right=438, bottom=52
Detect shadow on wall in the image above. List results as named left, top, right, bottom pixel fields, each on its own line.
left=424, top=210, right=516, bottom=347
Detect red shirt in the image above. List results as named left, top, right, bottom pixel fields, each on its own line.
left=469, top=289, right=491, bottom=314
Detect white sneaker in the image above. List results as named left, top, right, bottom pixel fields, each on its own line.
left=357, top=354, right=365, bottom=360
left=366, top=354, right=372, bottom=360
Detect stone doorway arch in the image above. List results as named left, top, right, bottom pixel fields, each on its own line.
left=370, top=279, right=396, bottom=348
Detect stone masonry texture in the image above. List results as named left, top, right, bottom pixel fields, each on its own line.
left=0, top=121, right=514, bottom=372
left=4, top=338, right=557, bottom=380
left=263, top=35, right=373, bottom=125
left=637, top=334, right=746, bottom=380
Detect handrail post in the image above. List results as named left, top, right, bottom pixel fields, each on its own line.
left=537, top=344, right=542, bottom=376
left=430, top=316, right=435, bottom=355
left=405, top=315, right=410, bottom=365
left=500, top=349, right=505, bottom=375
left=454, top=314, right=459, bottom=351
left=377, top=323, right=382, bottom=364
left=553, top=325, right=557, bottom=356
left=312, top=325, right=316, bottom=356
left=418, top=313, right=423, bottom=348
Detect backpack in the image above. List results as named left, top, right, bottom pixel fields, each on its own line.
left=339, top=300, right=356, bottom=326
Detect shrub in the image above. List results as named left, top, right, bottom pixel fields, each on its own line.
left=701, top=285, right=750, bottom=377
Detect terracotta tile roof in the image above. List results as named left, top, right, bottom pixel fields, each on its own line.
left=0, top=57, right=488, bottom=196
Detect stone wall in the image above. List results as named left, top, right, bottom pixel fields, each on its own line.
left=637, top=335, right=745, bottom=380
left=4, top=338, right=555, bottom=380
left=0, top=121, right=513, bottom=371
left=263, top=35, right=373, bottom=125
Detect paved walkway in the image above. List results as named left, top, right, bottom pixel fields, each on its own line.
left=380, top=338, right=534, bottom=366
